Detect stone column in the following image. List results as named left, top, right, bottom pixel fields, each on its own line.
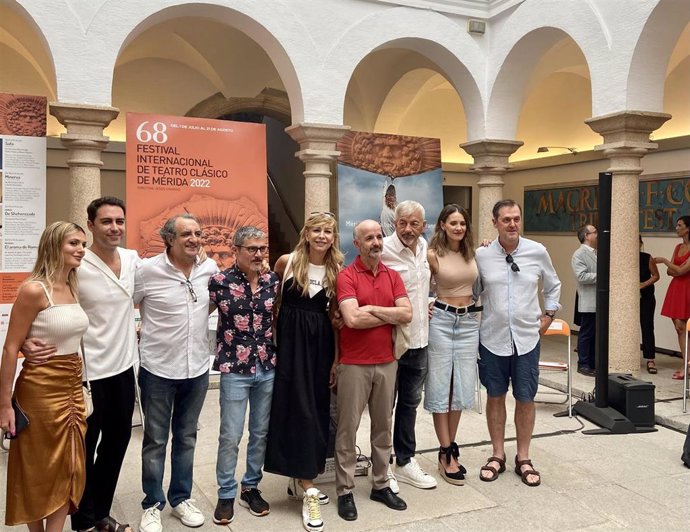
left=585, top=111, right=671, bottom=375
left=460, top=139, right=523, bottom=242
left=285, top=123, right=350, bottom=220
left=49, top=102, right=119, bottom=232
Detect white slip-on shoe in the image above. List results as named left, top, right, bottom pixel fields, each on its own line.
left=171, top=499, right=205, bottom=528
left=395, top=457, right=438, bottom=489
left=140, top=504, right=162, bottom=532
left=386, top=466, right=400, bottom=494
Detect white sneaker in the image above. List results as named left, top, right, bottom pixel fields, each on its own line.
left=140, top=504, right=162, bottom=532
left=386, top=466, right=400, bottom=494
left=302, top=488, right=324, bottom=532
left=287, top=478, right=330, bottom=505
left=171, top=499, right=205, bottom=528
left=395, top=457, right=438, bottom=489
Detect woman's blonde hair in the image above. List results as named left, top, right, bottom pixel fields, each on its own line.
left=28, top=221, right=85, bottom=297
left=289, top=213, right=344, bottom=299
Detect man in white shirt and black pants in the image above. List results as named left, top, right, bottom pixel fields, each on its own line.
left=22, top=197, right=141, bottom=532
left=475, top=199, right=561, bottom=488
left=381, top=200, right=437, bottom=491
left=134, top=214, right=218, bottom=532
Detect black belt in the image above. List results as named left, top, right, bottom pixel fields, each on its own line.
left=433, top=300, right=483, bottom=315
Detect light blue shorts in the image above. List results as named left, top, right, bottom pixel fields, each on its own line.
left=424, top=306, right=480, bottom=413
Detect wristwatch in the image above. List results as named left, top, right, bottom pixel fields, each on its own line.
left=544, top=311, right=556, bottom=319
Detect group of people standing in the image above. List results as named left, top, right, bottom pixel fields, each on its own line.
left=3, top=192, right=683, bottom=532
left=572, top=215, right=690, bottom=377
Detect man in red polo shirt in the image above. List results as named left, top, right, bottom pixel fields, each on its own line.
left=334, top=219, right=412, bottom=522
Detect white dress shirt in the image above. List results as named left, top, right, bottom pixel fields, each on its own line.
left=78, top=248, right=141, bottom=380
left=475, top=237, right=561, bottom=357
left=134, top=252, right=219, bottom=379
left=382, top=232, right=430, bottom=349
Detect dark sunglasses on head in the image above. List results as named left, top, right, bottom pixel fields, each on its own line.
left=505, top=253, right=520, bottom=272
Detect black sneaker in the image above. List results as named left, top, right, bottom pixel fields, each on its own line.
left=213, top=498, right=234, bottom=525
left=239, top=488, right=270, bottom=516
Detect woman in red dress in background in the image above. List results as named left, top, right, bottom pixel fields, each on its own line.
left=655, top=215, right=690, bottom=379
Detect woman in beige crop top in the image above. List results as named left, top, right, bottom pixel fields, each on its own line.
left=0, top=221, right=89, bottom=530
left=425, top=204, right=480, bottom=486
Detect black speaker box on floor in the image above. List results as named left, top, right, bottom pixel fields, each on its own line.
left=607, top=373, right=655, bottom=427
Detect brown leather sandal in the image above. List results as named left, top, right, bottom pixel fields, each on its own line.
left=514, top=456, right=541, bottom=487
left=479, top=455, right=506, bottom=482
left=646, top=361, right=657, bottom=374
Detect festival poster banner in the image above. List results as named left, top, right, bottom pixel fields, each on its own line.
left=125, top=113, right=267, bottom=269
left=0, top=93, right=47, bottom=358
left=336, top=131, right=444, bottom=263
left=524, top=173, right=690, bottom=234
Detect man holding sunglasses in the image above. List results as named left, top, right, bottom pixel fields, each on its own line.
left=208, top=226, right=279, bottom=525
left=134, top=214, right=219, bottom=532
left=475, top=199, right=561, bottom=488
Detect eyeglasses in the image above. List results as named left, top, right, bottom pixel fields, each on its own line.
left=182, top=280, right=198, bottom=302
left=237, top=245, right=268, bottom=255
left=310, top=211, right=336, bottom=218
left=505, top=253, right=520, bottom=272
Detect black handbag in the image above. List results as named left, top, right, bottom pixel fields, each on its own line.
left=4, top=397, right=29, bottom=440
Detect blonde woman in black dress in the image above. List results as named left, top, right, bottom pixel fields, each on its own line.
left=264, top=212, right=344, bottom=532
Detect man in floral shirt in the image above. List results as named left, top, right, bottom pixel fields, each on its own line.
left=208, top=226, right=279, bottom=525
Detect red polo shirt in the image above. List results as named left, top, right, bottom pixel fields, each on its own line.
left=336, top=256, right=408, bottom=365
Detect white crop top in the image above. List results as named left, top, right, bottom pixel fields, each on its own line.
left=27, top=281, right=89, bottom=355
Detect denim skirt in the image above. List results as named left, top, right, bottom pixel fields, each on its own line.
left=424, top=306, right=480, bottom=413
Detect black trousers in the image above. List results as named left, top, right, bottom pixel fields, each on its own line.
left=640, top=295, right=656, bottom=359
left=577, top=312, right=596, bottom=369
left=71, top=367, right=136, bottom=530
left=393, top=347, right=428, bottom=466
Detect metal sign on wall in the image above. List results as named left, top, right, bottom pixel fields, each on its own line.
left=524, top=173, right=690, bottom=234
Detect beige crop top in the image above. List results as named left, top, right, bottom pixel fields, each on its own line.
left=27, top=281, right=89, bottom=355
left=434, top=252, right=478, bottom=298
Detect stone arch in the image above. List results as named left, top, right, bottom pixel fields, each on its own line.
left=186, top=88, right=291, bottom=126
left=0, top=0, right=57, bottom=100
left=320, top=7, right=485, bottom=138
left=56, top=1, right=312, bottom=121
left=485, top=1, right=607, bottom=139
left=627, top=0, right=690, bottom=111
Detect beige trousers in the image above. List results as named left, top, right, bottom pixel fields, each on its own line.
left=334, top=361, right=398, bottom=496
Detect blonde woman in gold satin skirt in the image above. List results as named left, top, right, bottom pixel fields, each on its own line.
left=0, top=222, right=90, bottom=531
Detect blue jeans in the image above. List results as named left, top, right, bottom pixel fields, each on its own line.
left=393, top=347, right=427, bottom=465
left=139, top=368, right=209, bottom=510
left=217, top=365, right=275, bottom=499
left=425, top=307, right=480, bottom=412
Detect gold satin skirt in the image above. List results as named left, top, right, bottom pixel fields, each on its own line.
left=5, top=354, right=87, bottom=525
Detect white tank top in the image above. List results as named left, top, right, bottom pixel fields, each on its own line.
left=27, top=281, right=89, bottom=355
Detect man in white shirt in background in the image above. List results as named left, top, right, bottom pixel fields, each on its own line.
left=475, top=199, right=561, bottom=488
left=134, top=214, right=218, bottom=532
left=381, top=200, right=437, bottom=491
left=22, top=196, right=140, bottom=532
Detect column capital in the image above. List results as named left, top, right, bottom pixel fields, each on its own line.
left=585, top=110, right=671, bottom=150
left=49, top=102, right=119, bottom=133
left=285, top=122, right=350, bottom=152
left=460, top=139, right=524, bottom=176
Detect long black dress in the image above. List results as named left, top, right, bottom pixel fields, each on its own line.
left=264, top=277, right=335, bottom=479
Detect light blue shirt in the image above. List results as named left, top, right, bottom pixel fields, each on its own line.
left=475, top=237, right=561, bottom=356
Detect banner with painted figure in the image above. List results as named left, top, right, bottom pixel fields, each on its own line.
left=337, top=131, right=444, bottom=263
left=0, top=92, right=47, bottom=360
left=125, top=113, right=267, bottom=268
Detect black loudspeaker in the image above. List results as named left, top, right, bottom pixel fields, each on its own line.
left=607, top=374, right=655, bottom=427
